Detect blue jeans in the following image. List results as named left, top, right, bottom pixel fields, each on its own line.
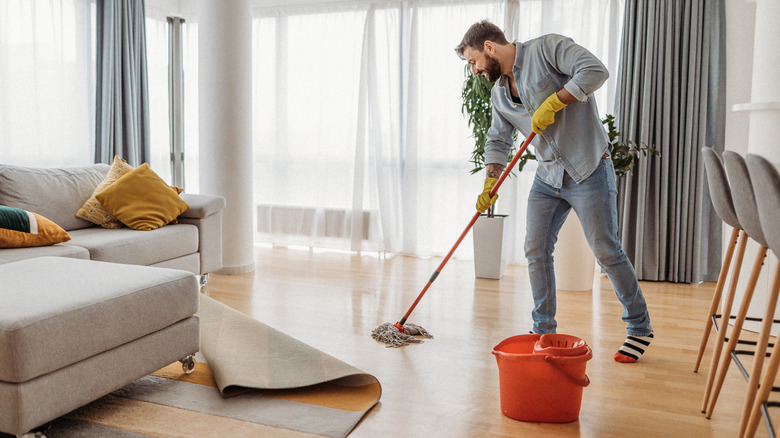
left=525, top=157, right=652, bottom=336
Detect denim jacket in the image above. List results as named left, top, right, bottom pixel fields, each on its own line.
left=484, top=34, right=610, bottom=188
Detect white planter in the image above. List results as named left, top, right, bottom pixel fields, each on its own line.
left=473, top=214, right=508, bottom=279
left=553, top=212, right=596, bottom=291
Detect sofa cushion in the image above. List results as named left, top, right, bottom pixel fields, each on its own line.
left=65, top=224, right=198, bottom=266
left=0, top=245, right=90, bottom=266
left=150, top=253, right=200, bottom=274
left=0, top=206, right=71, bottom=247
left=75, top=156, right=135, bottom=229
left=0, top=163, right=109, bottom=231
left=0, top=257, right=199, bottom=383
left=96, top=163, right=190, bottom=231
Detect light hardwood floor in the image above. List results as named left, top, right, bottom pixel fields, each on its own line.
left=203, top=245, right=776, bottom=437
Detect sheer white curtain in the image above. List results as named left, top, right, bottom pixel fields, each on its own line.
left=253, top=6, right=371, bottom=250
left=0, top=0, right=95, bottom=167
left=400, top=2, right=513, bottom=258
left=253, top=0, right=623, bottom=263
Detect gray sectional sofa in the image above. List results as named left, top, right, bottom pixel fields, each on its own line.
left=0, top=256, right=202, bottom=436
left=0, top=162, right=225, bottom=435
left=0, top=162, right=226, bottom=278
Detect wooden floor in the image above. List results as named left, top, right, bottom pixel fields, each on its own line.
left=203, top=245, right=777, bottom=437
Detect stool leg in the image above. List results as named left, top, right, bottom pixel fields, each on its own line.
left=745, top=307, right=780, bottom=437
left=740, top=260, right=780, bottom=437
left=702, top=230, right=749, bottom=412
left=706, top=246, right=768, bottom=418
left=695, top=227, right=740, bottom=372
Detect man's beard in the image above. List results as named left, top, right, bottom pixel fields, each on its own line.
left=484, top=54, right=502, bottom=83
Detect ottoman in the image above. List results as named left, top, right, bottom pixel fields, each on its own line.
left=0, top=257, right=200, bottom=436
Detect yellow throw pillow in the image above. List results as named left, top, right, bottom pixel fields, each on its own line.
left=76, top=155, right=134, bottom=228
left=0, top=206, right=71, bottom=247
left=96, top=163, right=190, bottom=231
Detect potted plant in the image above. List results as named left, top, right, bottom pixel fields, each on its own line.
left=461, top=64, right=537, bottom=182
left=602, top=113, right=660, bottom=178
left=461, top=65, right=535, bottom=279
left=461, top=65, right=659, bottom=283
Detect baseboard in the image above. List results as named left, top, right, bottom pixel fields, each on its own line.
left=214, top=262, right=255, bottom=275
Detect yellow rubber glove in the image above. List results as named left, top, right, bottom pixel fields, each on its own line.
left=476, top=177, right=499, bottom=212
left=531, top=92, right=568, bottom=134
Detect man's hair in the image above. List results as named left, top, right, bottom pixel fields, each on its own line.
left=455, top=20, right=509, bottom=59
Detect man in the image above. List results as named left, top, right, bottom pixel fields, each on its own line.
left=455, top=20, right=653, bottom=363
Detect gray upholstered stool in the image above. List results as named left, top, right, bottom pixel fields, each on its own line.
left=699, top=147, right=756, bottom=416
left=697, top=147, right=746, bottom=377
left=705, top=151, right=772, bottom=419
left=0, top=257, right=200, bottom=436
left=744, top=154, right=780, bottom=437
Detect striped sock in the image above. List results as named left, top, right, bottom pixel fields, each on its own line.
left=614, top=332, right=654, bottom=363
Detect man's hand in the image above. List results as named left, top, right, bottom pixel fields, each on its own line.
left=476, top=177, right=499, bottom=212
left=532, top=92, right=568, bottom=134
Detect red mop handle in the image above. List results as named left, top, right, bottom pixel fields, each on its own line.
left=395, top=132, right=536, bottom=328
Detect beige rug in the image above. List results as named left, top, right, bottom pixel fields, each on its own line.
left=9, top=295, right=381, bottom=438
left=198, top=295, right=380, bottom=399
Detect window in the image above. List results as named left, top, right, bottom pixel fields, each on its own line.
left=252, top=0, right=623, bottom=261
left=145, top=6, right=199, bottom=191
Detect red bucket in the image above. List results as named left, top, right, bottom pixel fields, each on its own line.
left=492, top=333, right=592, bottom=423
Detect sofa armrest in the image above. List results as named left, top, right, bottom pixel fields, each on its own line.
left=177, top=194, right=226, bottom=275
left=179, top=193, right=226, bottom=219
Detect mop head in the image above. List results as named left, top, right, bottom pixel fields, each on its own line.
left=372, top=322, right=434, bottom=348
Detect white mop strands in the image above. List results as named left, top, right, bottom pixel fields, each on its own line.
left=372, top=322, right=434, bottom=348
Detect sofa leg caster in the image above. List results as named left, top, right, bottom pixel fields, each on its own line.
left=180, top=355, right=196, bottom=374
left=199, top=273, right=209, bottom=287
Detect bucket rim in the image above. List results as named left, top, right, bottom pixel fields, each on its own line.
left=492, top=333, right=540, bottom=358
left=492, top=333, right=539, bottom=349
left=492, top=333, right=592, bottom=362
left=494, top=346, right=593, bottom=363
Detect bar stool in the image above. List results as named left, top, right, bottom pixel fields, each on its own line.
left=743, top=153, right=780, bottom=438
left=699, top=147, right=751, bottom=414
left=705, top=150, right=770, bottom=419
left=696, top=147, right=747, bottom=376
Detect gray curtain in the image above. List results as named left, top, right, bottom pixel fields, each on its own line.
left=95, top=0, right=150, bottom=166
left=615, top=0, right=726, bottom=283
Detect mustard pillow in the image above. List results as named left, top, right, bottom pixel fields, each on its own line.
left=76, top=155, right=134, bottom=228
left=96, top=163, right=190, bottom=231
left=0, top=205, right=71, bottom=247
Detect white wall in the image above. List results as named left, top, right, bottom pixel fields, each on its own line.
left=723, top=0, right=780, bottom=331
left=725, top=0, right=755, bottom=157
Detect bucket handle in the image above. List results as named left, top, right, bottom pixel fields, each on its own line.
left=544, top=356, right=590, bottom=388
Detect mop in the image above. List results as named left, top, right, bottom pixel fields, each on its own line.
left=372, top=133, right=536, bottom=347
